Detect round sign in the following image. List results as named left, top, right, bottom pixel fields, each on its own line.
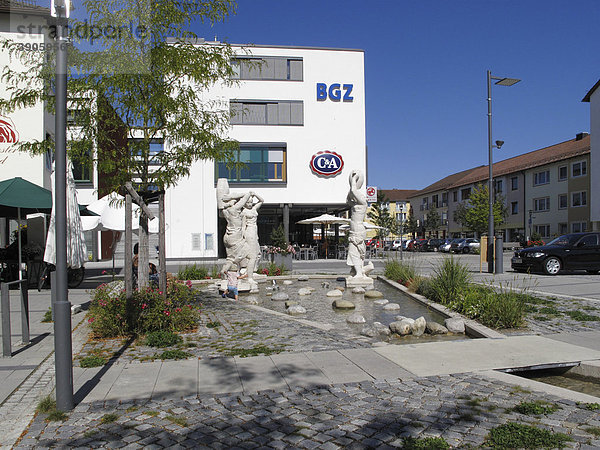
left=310, top=151, right=344, bottom=177
left=366, top=187, right=376, bottom=197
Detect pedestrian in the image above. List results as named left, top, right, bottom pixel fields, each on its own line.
left=222, top=265, right=247, bottom=301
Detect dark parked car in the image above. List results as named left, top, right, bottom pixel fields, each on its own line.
left=511, top=233, right=600, bottom=275
left=423, top=238, right=445, bottom=252
left=412, top=239, right=429, bottom=251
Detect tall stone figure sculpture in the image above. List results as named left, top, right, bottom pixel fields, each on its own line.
left=242, top=192, right=264, bottom=275
left=346, top=170, right=374, bottom=286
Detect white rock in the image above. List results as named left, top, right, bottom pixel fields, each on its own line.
left=352, top=286, right=366, bottom=294
left=364, top=290, right=384, bottom=299
left=346, top=313, right=366, bottom=324
left=373, top=299, right=389, bottom=306
left=332, top=299, right=355, bottom=310
left=373, top=322, right=391, bottom=336
left=445, top=318, right=465, bottom=334
left=326, top=290, right=343, bottom=297
left=297, top=275, right=309, bottom=281
left=426, top=322, right=448, bottom=335
left=283, top=280, right=293, bottom=285
left=287, top=305, right=307, bottom=315
left=390, top=319, right=413, bottom=335
left=383, top=303, right=400, bottom=311
left=411, top=316, right=427, bottom=336
left=298, top=288, right=312, bottom=296
left=395, top=315, right=408, bottom=321
left=271, top=292, right=289, bottom=301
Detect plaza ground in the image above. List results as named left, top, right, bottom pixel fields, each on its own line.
left=3, top=253, right=600, bottom=448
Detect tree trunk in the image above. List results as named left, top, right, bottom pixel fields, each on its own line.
left=125, top=193, right=133, bottom=297
left=138, top=212, right=149, bottom=289
left=159, top=193, right=166, bottom=298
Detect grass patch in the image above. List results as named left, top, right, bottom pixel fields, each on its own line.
left=83, top=430, right=98, bottom=438
left=510, top=386, right=531, bottom=395
left=206, top=321, right=221, bottom=328
left=226, top=345, right=284, bottom=358
left=79, top=355, right=107, bottom=368
left=565, top=310, right=600, bottom=321
left=539, top=306, right=562, bottom=316
left=158, top=349, right=191, bottom=360
left=384, top=260, right=417, bottom=285
left=41, top=307, right=53, bottom=323
left=486, top=422, right=572, bottom=448
left=125, top=405, right=139, bottom=413
left=145, top=330, right=183, bottom=348
left=46, top=410, right=68, bottom=422
left=177, top=263, right=210, bottom=280
left=513, top=400, right=560, bottom=416
left=100, top=413, right=119, bottom=424
left=166, top=415, right=188, bottom=427
left=145, top=410, right=159, bottom=417
left=582, top=402, right=600, bottom=411
left=584, top=426, right=600, bottom=437
left=401, top=436, right=450, bottom=449
left=36, top=396, right=56, bottom=413
left=534, top=315, right=551, bottom=321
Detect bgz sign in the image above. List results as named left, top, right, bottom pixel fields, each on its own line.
left=316, top=83, right=354, bottom=102
left=310, top=151, right=344, bottom=177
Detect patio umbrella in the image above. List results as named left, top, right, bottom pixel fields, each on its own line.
left=44, top=162, right=87, bottom=269
left=85, top=193, right=160, bottom=233
left=339, top=222, right=384, bottom=230
left=297, top=214, right=350, bottom=258
left=0, top=177, right=53, bottom=280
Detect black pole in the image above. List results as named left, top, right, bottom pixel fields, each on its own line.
left=53, top=3, right=73, bottom=411
left=487, top=70, right=494, bottom=274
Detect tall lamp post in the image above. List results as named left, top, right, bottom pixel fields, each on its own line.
left=487, top=70, right=520, bottom=274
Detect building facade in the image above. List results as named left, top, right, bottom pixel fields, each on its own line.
left=583, top=78, right=600, bottom=231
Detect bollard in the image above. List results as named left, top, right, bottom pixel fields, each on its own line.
left=495, top=235, right=504, bottom=274
left=1, top=283, right=10, bottom=357
left=20, top=279, right=29, bottom=345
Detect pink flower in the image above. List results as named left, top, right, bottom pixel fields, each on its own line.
left=164, top=310, right=170, bottom=316
left=88, top=317, right=94, bottom=323
left=102, top=270, right=107, bottom=275
left=175, top=308, right=182, bottom=312
left=185, top=280, right=192, bottom=288
left=141, top=303, right=147, bottom=310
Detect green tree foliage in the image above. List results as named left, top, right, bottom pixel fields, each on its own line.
left=405, top=206, right=419, bottom=238
left=458, top=184, right=508, bottom=236
left=367, top=191, right=393, bottom=239
left=425, top=205, right=441, bottom=234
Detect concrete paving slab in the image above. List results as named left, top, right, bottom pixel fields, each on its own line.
left=374, top=335, right=600, bottom=376
left=304, top=350, right=374, bottom=384
left=104, top=362, right=162, bottom=402
left=153, top=359, right=199, bottom=400
left=270, top=352, right=330, bottom=388
left=78, top=363, right=125, bottom=403
left=198, top=357, right=243, bottom=394
left=338, top=347, right=415, bottom=380
left=545, top=331, right=600, bottom=351
left=235, top=355, right=288, bottom=393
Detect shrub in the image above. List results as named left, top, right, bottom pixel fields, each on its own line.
left=177, top=263, right=209, bottom=280
left=401, top=436, right=449, bottom=449
left=384, top=260, right=416, bottom=285
left=87, top=280, right=200, bottom=338
left=486, top=422, right=571, bottom=448
left=41, top=307, right=53, bottom=323
left=260, top=262, right=285, bottom=276
left=80, top=355, right=107, bottom=368
left=514, top=400, right=560, bottom=416
left=159, top=349, right=191, bottom=360
left=145, top=330, right=183, bottom=347
left=428, top=257, right=471, bottom=305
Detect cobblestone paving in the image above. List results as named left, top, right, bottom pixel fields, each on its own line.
left=17, top=373, right=600, bottom=448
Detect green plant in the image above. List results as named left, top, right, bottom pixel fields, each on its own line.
left=80, top=355, right=107, bottom=368
left=46, top=410, right=68, bottom=422
left=36, top=396, right=56, bottom=414
left=41, top=307, right=53, bottom=323
left=166, top=415, right=188, bottom=427
left=583, top=402, right=600, bottom=411
left=159, top=349, right=191, bottom=360
left=83, top=430, right=98, bottom=438
left=584, top=426, right=600, bottom=437
left=513, top=400, right=560, bottom=416
left=145, top=330, right=183, bottom=348
left=226, top=345, right=284, bottom=357
left=486, top=422, right=571, bottom=448
left=270, top=224, right=288, bottom=250
left=539, top=306, right=562, bottom=316
left=206, top=321, right=221, bottom=328
left=177, top=263, right=209, bottom=280
left=145, top=411, right=159, bottom=417
left=428, top=257, right=471, bottom=305
left=100, top=413, right=119, bottom=424
left=565, top=310, right=600, bottom=321
left=401, top=436, right=450, bottom=449
left=384, top=260, right=417, bottom=285
left=260, top=262, right=286, bottom=276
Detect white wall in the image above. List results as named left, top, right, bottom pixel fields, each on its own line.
left=590, top=89, right=600, bottom=226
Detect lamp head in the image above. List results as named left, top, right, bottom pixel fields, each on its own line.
left=495, top=140, right=504, bottom=149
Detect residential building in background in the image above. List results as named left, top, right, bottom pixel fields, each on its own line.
left=583, top=78, right=600, bottom=232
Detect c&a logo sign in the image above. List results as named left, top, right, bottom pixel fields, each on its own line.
left=0, top=116, right=19, bottom=144
left=310, top=151, right=344, bottom=177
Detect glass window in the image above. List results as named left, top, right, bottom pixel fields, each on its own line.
left=558, top=166, right=567, bottom=181
left=230, top=101, right=303, bottom=126
left=577, top=234, right=598, bottom=247
left=232, top=56, right=303, bottom=81
left=572, top=191, right=587, bottom=207
left=534, top=224, right=550, bottom=238
left=572, top=222, right=588, bottom=233
left=559, top=223, right=568, bottom=234
left=534, top=197, right=550, bottom=212
left=534, top=170, right=550, bottom=186
left=572, top=161, right=587, bottom=177
left=558, top=194, right=567, bottom=209
left=511, top=176, right=518, bottom=190
left=511, top=201, right=518, bottom=215
left=461, top=188, right=471, bottom=200
left=495, top=179, right=503, bottom=194
left=217, top=145, right=287, bottom=184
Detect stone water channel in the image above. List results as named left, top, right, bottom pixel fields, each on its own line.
left=242, top=277, right=469, bottom=345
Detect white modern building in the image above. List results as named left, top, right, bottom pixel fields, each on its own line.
left=583, top=78, right=600, bottom=231
left=165, top=43, right=366, bottom=259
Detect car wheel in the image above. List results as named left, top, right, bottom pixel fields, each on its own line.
left=586, top=270, right=600, bottom=275
left=543, top=257, right=561, bottom=275
left=462, top=248, right=470, bottom=254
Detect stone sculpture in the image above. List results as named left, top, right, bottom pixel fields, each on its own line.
left=345, top=170, right=374, bottom=287
left=242, top=192, right=264, bottom=275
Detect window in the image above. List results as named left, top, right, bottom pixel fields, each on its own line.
left=453, top=191, right=458, bottom=202
left=533, top=197, right=550, bottom=212
left=217, top=144, right=286, bottom=183
left=511, top=201, right=518, bottom=215
left=511, top=176, right=518, bottom=190
left=558, top=166, right=567, bottom=181
left=572, top=222, right=588, bottom=233
left=572, top=161, right=587, bottom=178
left=441, top=211, right=448, bottom=225
left=559, top=223, right=568, bottom=234
left=534, top=170, right=550, bottom=186
left=461, top=187, right=471, bottom=201
left=577, top=234, right=598, bottom=247
left=534, top=224, right=550, bottom=239
left=495, top=179, right=503, bottom=194
left=441, top=192, right=448, bottom=206
left=558, top=194, right=568, bottom=209
left=572, top=191, right=587, bottom=207
left=231, top=56, right=303, bottom=81
left=204, top=233, right=214, bottom=251
left=432, top=195, right=438, bottom=208
left=396, top=212, right=406, bottom=222
left=72, top=155, right=92, bottom=183
left=230, top=100, right=303, bottom=125
left=191, top=234, right=201, bottom=251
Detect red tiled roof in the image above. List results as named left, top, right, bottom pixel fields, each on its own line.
left=408, top=166, right=483, bottom=198
left=380, top=189, right=420, bottom=202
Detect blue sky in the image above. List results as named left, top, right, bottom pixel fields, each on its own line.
left=195, top=0, right=600, bottom=190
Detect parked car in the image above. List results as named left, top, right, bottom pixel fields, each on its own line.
left=366, top=238, right=381, bottom=248
left=412, top=238, right=429, bottom=251
left=511, top=233, right=600, bottom=275
left=450, top=238, right=480, bottom=254
left=423, top=238, right=445, bottom=252
left=391, top=239, right=403, bottom=250
left=439, top=239, right=456, bottom=253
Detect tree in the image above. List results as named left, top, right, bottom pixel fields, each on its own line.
left=405, top=206, right=419, bottom=239
left=1, top=0, right=239, bottom=287
left=425, top=206, right=441, bottom=236
left=458, top=184, right=508, bottom=236
left=367, top=191, right=393, bottom=240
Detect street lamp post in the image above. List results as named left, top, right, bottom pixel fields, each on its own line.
left=487, top=70, right=520, bottom=274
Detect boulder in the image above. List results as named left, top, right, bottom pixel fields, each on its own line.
left=383, top=303, right=400, bottom=311
left=336, top=286, right=345, bottom=292
left=411, top=316, right=427, bottom=336
left=271, top=292, right=289, bottom=301
left=364, top=290, right=384, bottom=299
left=287, top=305, right=307, bottom=315
left=283, top=280, right=293, bottom=285
left=373, top=321, right=391, bottom=337
left=332, top=299, right=355, bottom=310
left=426, top=322, right=448, bottom=335
left=298, top=288, right=312, bottom=296
left=360, top=325, right=377, bottom=338
left=243, top=296, right=260, bottom=305
left=285, top=301, right=299, bottom=308
left=389, top=319, right=413, bottom=336
left=373, top=299, right=389, bottom=306
left=297, top=275, right=309, bottom=281
left=352, top=287, right=366, bottom=294
left=326, top=290, right=343, bottom=297
left=346, top=313, right=366, bottom=324
left=445, top=318, right=465, bottom=334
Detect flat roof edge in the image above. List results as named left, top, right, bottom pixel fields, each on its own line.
left=165, top=37, right=363, bottom=52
